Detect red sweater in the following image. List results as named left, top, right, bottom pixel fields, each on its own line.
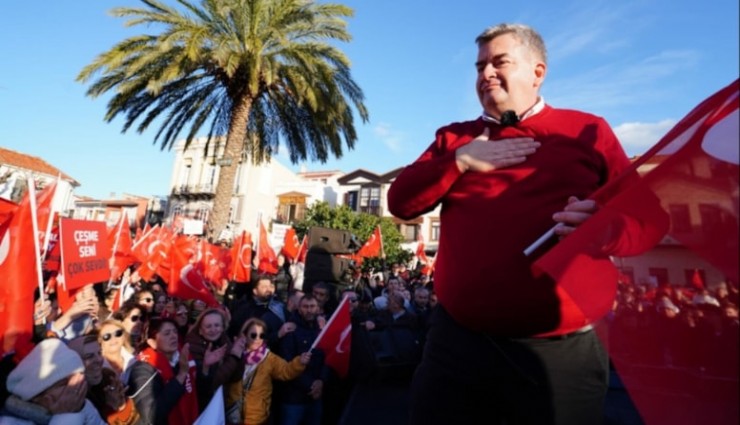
left=388, top=106, right=631, bottom=337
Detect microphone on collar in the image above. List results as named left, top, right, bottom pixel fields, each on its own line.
left=500, top=110, right=520, bottom=127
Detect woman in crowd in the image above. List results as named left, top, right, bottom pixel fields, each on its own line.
left=186, top=308, right=246, bottom=412
left=226, top=318, right=312, bottom=425
left=153, top=292, right=168, bottom=318
left=173, top=300, right=191, bottom=341
left=128, top=318, right=199, bottom=425
left=113, top=301, right=148, bottom=351
left=133, top=289, right=156, bottom=314
left=98, top=319, right=137, bottom=384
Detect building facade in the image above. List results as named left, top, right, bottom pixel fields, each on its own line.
left=0, top=147, right=79, bottom=216
left=167, top=137, right=337, bottom=237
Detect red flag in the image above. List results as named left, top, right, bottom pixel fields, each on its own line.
left=108, top=211, right=135, bottom=281
left=313, top=297, right=352, bottom=378
left=296, top=235, right=308, bottom=264
left=230, top=231, right=253, bottom=282
left=132, top=224, right=160, bottom=263
left=34, top=179, right=57, bottom=257
left=257, top=221, right=278, bottom=274
left=42, top=218, right=61, bottom=273
left=169, top=235, right=219, bottom=306
left=0, top=198, right=18, bottom=243
left=415, top=232, right=432, bottom=275
left=135, top=226, right=172, bottom=282
left=535, top=79, right=739, bottom=425
left=201, top=239, right=230, bottom=288
left=354, top=225, right=383, bottom=264
left=691, top=269, right=705, bottom=290
left=281, top=227, right=301, bottom=261
left=0, top=184, right=53, bottom=358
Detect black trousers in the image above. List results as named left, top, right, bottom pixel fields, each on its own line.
left=409, top=306, right=608, bottom=425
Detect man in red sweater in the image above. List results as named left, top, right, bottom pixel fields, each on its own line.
left=388, top=23, right=632, bottom=425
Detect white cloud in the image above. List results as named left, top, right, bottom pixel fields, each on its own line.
left=613, top=119, right=676, bottom=156
left=374, top=122, right=403, bottom=152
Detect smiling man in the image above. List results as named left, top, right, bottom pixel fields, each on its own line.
left=388, top=23, right=634, bottom=425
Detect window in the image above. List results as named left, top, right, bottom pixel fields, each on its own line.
left=359, top=186, right=381, bottom=214
left=648, top=267, right=669, bottom=285
left=699, top=203, right=726, bottom=238
left=431, top=220, right=441, bottom=242
left=195, top=207, right=209, bottom=222
left=345, top=191, right=358, bottom=211
left=618, top=266, right=635, bottom=285
left=668, top=204, right=691, bottom=233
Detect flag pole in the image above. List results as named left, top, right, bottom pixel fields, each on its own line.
left=523, top=226, right=556, bottom=256
left=311, top=296, right=350, bottom=350
left=107, top=210, right=125, bottom=290
left=26, top=177, right=46, bottom=324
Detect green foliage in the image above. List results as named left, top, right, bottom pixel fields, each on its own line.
left=293, top=201, right=411, bottom=267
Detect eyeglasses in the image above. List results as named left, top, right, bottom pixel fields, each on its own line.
left=128, top=315, right=141, bottom=322
left=248, top=332, right=266, bottom=340
left=101, top=329, right=124, bottom=341
left=347, top=298, right=358, bottom=303
left=140, top=297, right=153, bottom=303
left=176, top=312, right=188, bottom=317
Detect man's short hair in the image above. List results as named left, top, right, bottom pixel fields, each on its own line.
left=475, top=23, right=547, bottom=64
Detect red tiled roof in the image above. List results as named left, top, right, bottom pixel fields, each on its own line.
left=0, top=146, right=78, bottom=185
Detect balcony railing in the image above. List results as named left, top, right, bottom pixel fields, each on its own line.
left=171, top=184, right=216, bottom=197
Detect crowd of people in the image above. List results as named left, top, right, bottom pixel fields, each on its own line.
left=0, top=233, right=737, bottom=425
left=0, top=251, right=437, bottom=425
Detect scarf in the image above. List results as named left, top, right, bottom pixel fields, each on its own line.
left=241, top=344, right=269, bottom=393
left=138, top=347, right=199, bottom=425
left=245, top=343, right=268, bottom=365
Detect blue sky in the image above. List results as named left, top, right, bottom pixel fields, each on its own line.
left=1, top=0, right=737, bottom=199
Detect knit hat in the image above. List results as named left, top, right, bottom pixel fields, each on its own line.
left=6, top=338, right=85, bottom=401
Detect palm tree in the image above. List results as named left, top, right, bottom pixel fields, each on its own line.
left=77, top=0, right=368, bottom=238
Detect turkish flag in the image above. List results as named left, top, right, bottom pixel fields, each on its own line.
left=202, top=239, right=230, bottom=288
left=0, top=182, right=54, bottom=359
left=257, top=221, right=278, bottom=274
left=296, top=235, right=308, bottom=264
left=132, top=224, right=161, bottom=263
left=230, top=231, right=253, bottom=282
left=281, top=227, right=300, bottom=261
left=0, top=198, right=18, bottom=244
left=107, top=211, right=136, bottom=281
left=313, top=296, right=352, bottom=378
left=534, top=79, right=739, bottom=425
left=354, top=225, right=383, bottom=264
left=169, top=235, right=219, bottom=306
left=135, top=226, right=172, bottom=282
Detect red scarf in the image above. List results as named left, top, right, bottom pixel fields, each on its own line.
left=138, top=347, right=199, bottom=424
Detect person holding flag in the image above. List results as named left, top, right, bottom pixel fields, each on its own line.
left=225, top=317, right=312, bottom=425
left=388, top=23, right=657, bottom=425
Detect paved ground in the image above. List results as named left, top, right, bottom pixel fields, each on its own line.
left=339, top=368, right=645, bottom=425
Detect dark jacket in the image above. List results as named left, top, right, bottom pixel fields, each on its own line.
left=185, top=330, right=244, bottom=412
left=127, top=361, right=185, bottom=425
left=279, top=313, right=329, bottom=404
